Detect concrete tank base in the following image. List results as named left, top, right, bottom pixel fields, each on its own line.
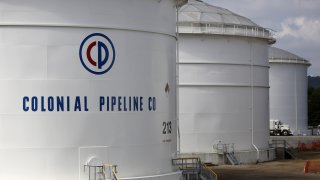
left=121, top=172, right=182, bottom=180
left=179, top=148, right=275, bottom=165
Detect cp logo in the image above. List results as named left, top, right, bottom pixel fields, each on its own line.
left=79, top=33, right=115, bottom=75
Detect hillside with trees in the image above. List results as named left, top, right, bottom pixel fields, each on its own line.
left=308, top=76, right=320, bottom=126
left=309, top=76, right=320, bottom=88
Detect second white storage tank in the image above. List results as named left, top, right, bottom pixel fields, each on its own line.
left=269, top=47, right=311, bottom=135
left=178, top=0, right=275, bottom=163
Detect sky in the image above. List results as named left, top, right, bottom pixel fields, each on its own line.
left=204, top=0, right=320, bottom=76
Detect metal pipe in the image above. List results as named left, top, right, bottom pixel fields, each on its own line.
left=295, top=59, right=298, bottom=134
left=176, top=2, right=181, bottom=154
left=250, top=42, right=260, bottom=163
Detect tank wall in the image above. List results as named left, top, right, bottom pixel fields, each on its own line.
left=179, top=35, right=268, bottom=66
left=252, top=87, right=270, bottom=147
left=0, top=0, right=178, bottom=179
left=269, top=63, right=308, bottom=135
left=0, top=0, right=176, bottom=36
left=180, top=86, right=252, bottom=152
left=179, top=64, right=268, bottom=86
left=179, top=34, right=270, bottom=153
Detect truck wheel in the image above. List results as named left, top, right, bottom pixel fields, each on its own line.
left=282, top=130, right=289, bottom=136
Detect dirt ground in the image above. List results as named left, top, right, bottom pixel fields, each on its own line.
left=210, top=152, right=320, bottom=180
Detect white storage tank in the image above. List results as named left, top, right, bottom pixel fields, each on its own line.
left=178, top=0, right=276, bottom=164
left=0, top=0, right=184, bottom=179
left=269, top=47, right=311, bottom=135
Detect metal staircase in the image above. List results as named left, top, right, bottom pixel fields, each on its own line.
left=172, top=157, right=218, bottom=180
left=200, top=163, right=218, bottom=180
left=270, top=140, right=297, bottom=159
left=225, top=152, right=239, bottom=165
left=213, top=142, right=239, bottom=165
left=172, top=157, right=201, bottom=179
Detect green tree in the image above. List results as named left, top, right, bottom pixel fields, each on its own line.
left=308, top=86, right=320, bottom=126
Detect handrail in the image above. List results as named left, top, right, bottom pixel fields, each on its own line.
left=213, top=143, right=235, bottom=154
left=172, top=157, right=201, bottom=170
left=201, top=163, right=218, bottom=180
left=84, top=165, right=104, bottom=180
left=178, top=22, right=276, bottom=41
left=269, top=58, right=310, bottom=65
left=172, top=157, right=218, bottom=179
left=84, top=164, right=119, bottom=180
left=103, top=164, right=119, bottom=180
left=270, top=140, right=297, bottom=159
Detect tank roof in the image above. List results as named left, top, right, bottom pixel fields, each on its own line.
left=178, top=0, right=276, bottom=44
left=179, top=0, right=257, bottom=26
left=177, top=0, right=188, bottom=7
left=269, top=47, right=311, bottom=65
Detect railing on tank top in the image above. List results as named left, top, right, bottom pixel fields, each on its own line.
left=178, top=22, right=276, bottom=40
left=269, top=57, right=310, bottom=65
left=84, top=164, right=119, bottom=180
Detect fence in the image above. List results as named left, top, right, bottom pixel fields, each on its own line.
left=298, top=141, right=320, bottom=151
